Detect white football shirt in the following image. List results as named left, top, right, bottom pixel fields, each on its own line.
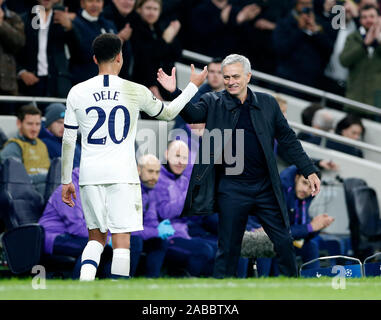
left=64, top=74, right=164, bottom=186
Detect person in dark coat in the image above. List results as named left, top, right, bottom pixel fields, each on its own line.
left=272, top=0, right=333, bottom=96
left=68, top=0, right=117, bottom=84
left=103, top=0, right=140, bottom=80
left=157, top=54, right=321, bottom=278
left=16, top=0, right=74, bottom=100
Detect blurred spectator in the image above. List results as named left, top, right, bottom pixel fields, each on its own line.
left=340, top=4, right=381, bottom=114
left=154, top=140, right=215, bottom=277
left=274, top=94, right=288, bottom=117
left=103, top=0, right=139, bottom=79
left=301, top=103, right=324, bottom=127
left=297, top=103, right=325, bottom=143
left=131, top=0, right=182, bottom=104
left=17, top=0, right=74, bottom=101
left=187, top=0, right=257, bottom=58
left=38, top=103, right=81, bottom=168
left=5, top=0, right=34, bottom=15
left=312, top=108, right=335, bottom=131
left=68, top=0, right=117, bottom=84
left=272, top=0, right=334, bottom=96
left=132, top=154, right=170, bottom=277
left=327, top=114, right=365, bottom=157
left=38, top=167, right=142, bottom=279
left=0, top=104, right=50, bottom=195
left=0, top=0, right=25, bottom=96
left=245, top=0, right=294, bottom=74
left=322, top=0, right=358, bottom=98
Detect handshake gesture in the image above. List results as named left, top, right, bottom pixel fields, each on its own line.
left=157, top=64, right=208, bottom=93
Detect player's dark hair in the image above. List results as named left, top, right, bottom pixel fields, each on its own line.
left=17, top=104, right=42, bottom=121
left=92, top=33, right=122, bottom=64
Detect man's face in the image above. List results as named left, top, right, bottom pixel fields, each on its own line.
left=139, top=160, right=161, bottom=188
left=138, top=0, right=160, bottom=26
left=17, top=114, right=41, bottom=140
left=166, top=142, right=189, bottom=175
left=360, top=8, right=379, bottom=30
left=48, top=118, right=65, bottom=138
left=207, top=62, right=224, bottom=91
left=341, top=124, right=363, bottom=140
left=38, top=0, right=55, bottom=11
left=113, top=0, right=135, bottom=16
left=294, top=175, right=313, bottom=200
left=222, top=62, right=251, bottom=99
left=81, top=0, right=104, bottom=17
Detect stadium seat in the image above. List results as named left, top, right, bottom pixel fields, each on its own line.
left=363, top=252, right=381, bottom=277
left=299, top=255, right=363, bottom=278
left=344, top=178, right=381, bottom=260
left=0, top=158, right=75, bottom=275
left=44, top=157, right=61, bottom=204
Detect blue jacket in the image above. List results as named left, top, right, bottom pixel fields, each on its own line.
left=69, top=11, right=117, bottom=84
left=280, top=165, right=318, bottom=240
left=39, top=126, right=81, bottom=168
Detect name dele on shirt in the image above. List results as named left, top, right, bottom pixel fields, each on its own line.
left=92, top=90, right=120, bottom=102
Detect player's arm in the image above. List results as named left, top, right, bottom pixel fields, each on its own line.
left=61, top=91, right=78, bottom=207
left=141, top=64, right=207, bottom=121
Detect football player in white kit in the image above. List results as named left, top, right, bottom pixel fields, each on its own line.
left=61, top=33, right=207, bottom=281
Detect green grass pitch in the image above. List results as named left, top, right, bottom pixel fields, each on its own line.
left=0, top=277, right=381, bottom=300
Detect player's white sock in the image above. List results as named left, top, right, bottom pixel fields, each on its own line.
left=80, top=240, right=104, bottom=281
left=111, top=248, right=130, bottom=279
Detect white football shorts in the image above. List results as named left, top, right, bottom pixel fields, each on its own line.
left=80, top=183, right=143, bottom=234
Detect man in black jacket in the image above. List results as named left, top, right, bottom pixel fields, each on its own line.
left=17, top=0, right=74, bottom=100
left=157, top=54, right=321, bottom=278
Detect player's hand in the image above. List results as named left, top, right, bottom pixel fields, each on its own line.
left=307, top=173, right=320, bottom=197
left=62, top=182, right=77, bottom=207
left=157, top=67, right=177, bottom=93
left=190, top=64, right=208, bottom=88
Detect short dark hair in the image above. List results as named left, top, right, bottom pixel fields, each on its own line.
left=92, top=33, right=122, bottom=64
left=360, top=4, right=380, bottom=16
left=17, top=104, right=42, bottom=121
left=301, top=103, right=323, bottom=126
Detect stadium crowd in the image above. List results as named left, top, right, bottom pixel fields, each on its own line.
left=0, top=0, right=381, bottom=278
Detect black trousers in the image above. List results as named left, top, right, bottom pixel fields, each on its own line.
left=213, top=176, right=298, bottom=278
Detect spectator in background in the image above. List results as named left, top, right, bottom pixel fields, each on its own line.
left=103, top=0, right=139, bottom=80
left=298, top=108, right=335, bottom=145
left=131, top=0, right=182, bottom=104
left=327, top=114, right=365, bottom=158
left=340, top=5, right=381, bottom=115
left=38, top=103, right=81, bottom=168
left=154, top=140, right=215, bottom=277
left=0, top=0, right=25, bottom=101
left=272, top=0, right=333, bottom=97
left=187, top=0, right=259, bottom=58
left=297, top=103, right=324, bottom=142
left=245, top=0, right=294, bottom=75
left=0, top=104, right=50, bottom=196
left=68, top=0, right=117, bottom=84
left=17, top=0, right=74, bottom=101
left=132, top=154, right=170, bottom=278
left=322, top=0, right=358, bottom=99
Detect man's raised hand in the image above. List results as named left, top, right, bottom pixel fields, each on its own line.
left=190, top=64, right=208, bottom=87
left=157, top=67, right=177, bottom=93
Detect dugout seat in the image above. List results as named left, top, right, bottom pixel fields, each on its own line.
left=0, top=157, right=75, bottom=275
